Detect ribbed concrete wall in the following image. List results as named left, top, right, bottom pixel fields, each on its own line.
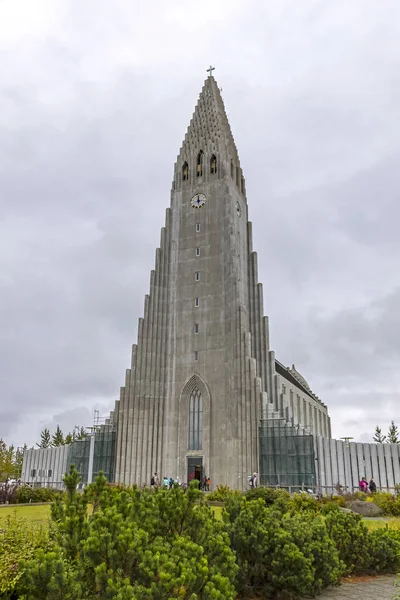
left=314, top=437, right=400, bottom=494
left=21, top=446, right=69, bottom=489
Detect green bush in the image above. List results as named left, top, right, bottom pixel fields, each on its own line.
left=207, top=484, right=242, bottom=502
left=0, top=514, right=51, bottom=599
left=370, top=492, right=400, bottom=516
left=288, top=493, right=320, bottom=514
left=16, top=486, right=64, bottom=504
left=244, top=486, right=291, bottom=510
left=320, top=495, right=345, bottom=508
left=225, top=499, right=343, bottom=598
left=17, top=467, right=238, bottom=599
left=321, top=502, right=341, bottom=515
left=324, top=510, right=370, bottom=574
left=366, top=527, right=400, bottom=573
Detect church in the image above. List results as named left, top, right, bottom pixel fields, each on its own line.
left=22, top=72, right=400, bottom=493
left=110, top=71, right=331, bottom=489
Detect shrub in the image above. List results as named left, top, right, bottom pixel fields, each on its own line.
left=366, top=527, right=400, bottom=573
left=0, top=514, right=51, bottom=599
left=324, top=510, right=370, bottom=574
left=0, top=481, right=18, bottom=504
left=321, top=502, right=341, bottom=515
left=18, top=467, right=238, bottom=599
left=245, top=486, right=291, bottom=511
left=207, top=484, right=241, bottom=502
left=370, top=492, right=400, bottom=516
left=226, top=499, right=343, bottom=598
left=16, top=486, right=64, bottom=504
left=288, top=493, right=320, bottom=514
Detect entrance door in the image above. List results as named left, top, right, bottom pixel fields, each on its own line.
left=187, top=457, right=203, bottom=485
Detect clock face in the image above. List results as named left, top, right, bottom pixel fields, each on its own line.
left=236, top=201, right=241, bottom=217
left=191, top=193, right=206, bottom=209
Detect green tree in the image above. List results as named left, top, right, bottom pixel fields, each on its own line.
left=51, top=425, right=64, bottom=447
left=14, top=444, right=27, bottom=479
left=387, top=421, right=399, bottom=444
left=64, top=433, right=74, bottom=445
left=73, top=426, right=88, bottom=440
left=0, top=440, right=15, bottom=482
left=37, top=428, right=51, bottom=449
left=373, top=426, right=386, bottom=443
left=18, top=475, right=237, bottom=599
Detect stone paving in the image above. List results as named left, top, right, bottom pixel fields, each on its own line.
left=314, top=575, right=398, bottom=599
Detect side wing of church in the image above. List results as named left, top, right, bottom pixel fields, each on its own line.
left=110, top=74, right=330, bottom=489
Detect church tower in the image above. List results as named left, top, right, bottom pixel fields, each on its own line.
left=113, top=73, right=277, bottom=489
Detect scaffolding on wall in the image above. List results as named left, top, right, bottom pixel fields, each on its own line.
left=259, top=418, right=316, bottom=489
left=66, top=423, right=116, bottom=485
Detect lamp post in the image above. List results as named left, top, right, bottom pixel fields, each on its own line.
left=340, top=437, right=354, bottom=492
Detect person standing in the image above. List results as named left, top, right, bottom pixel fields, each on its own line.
left=154, top=473, right=159, bottom=487
left=359, top=477, right=368, bottom=493
left=253, top=472, right=258, bottom=488
left=369, top=478, right=377, bottom=493
left=206, top=477, right=211, bottom=491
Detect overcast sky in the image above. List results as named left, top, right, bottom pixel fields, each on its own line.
left=1, top=0, right=399, bottom=448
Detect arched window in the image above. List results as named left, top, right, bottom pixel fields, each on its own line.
left=230, top=160, right=234, bottom=178
left=182, top=161, right=189, bottom=181
left=210, top=154, right=217, bottom=174
left=196, top=151, right=203, bottom=177
left=189, top=388, right=202, bottom=450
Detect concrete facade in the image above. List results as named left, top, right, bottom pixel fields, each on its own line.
left=21, top=445, right=68, bottom=489
left=112, top=75, right=330, bottom=489
left=314, top=436, right=400, bottom=494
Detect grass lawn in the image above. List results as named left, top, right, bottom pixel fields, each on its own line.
left=363, top=517, right=400, bottom=531
left=0, top=504, right=51, bottom=523
left=211, top=506, right=223, bottom=520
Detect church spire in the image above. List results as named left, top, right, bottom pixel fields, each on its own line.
left=173, top=72, right=245, bottom=195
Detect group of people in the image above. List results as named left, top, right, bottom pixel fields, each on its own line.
left=150, top=472, right=210, bottom=490
left=359, top=476, right=377, bottom=493
left=201, top=476, right=211, bottom=491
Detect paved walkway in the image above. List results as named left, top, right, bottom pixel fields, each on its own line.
left=314, top=575, right=398, bottom=599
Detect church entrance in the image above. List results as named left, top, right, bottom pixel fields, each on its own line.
left=187, top=457, right=203, bottom=485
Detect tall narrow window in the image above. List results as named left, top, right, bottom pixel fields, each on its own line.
left=189, top=388, right=202, bottom=449
left=195, top=297, right=199, bottom=307
left=197, top=150, right=204, bottom=177
left=195, top=271, right=200, bottom=281
left=182, top=161, right=189, bottom=181
left=210, top=154, right=217, bottom=174
left=194, top=351, right=199, bottom=361
left=196, top=223, right=200, bottom=233
left=194, top=323, right=199, bottom=334
left=196, top=247, right=200, bottom=257
left=230, top=160, right=234, bottom=178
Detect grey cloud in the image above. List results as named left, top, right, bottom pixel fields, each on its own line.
left=0, top=0, right=399, bottom=447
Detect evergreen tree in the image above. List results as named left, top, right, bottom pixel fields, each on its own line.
left=74, top=426, right=88, bottom=440
left=14, top=444, right=26, bottom=479
left=0, top=439, right=15, bottom=481
left=373, top=426, right=386, bottom=443
left=52, top=425, right=64, bottom=447
left=387, top=421, right=399, bottom=444
left=64, top=433, right=74, bottom=445
left=37, top=428, right=51, bottom=449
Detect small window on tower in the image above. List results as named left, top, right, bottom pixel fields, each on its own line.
left=197, top=150, right=204, bottom=177
left=194, top=351, right=199, bottom=361
left=210, top=154, right=217, bottom=174
left=196, top=223, right=200, bottom=233
left=195, top=323, right=199, bottom=334
left=195, top=297, right=199, bottom=307
left=231, top=160, right=234, bottom=178
left=182, top=161, right=189, bottom=181
left=196, top=247, right=200, bottom=257
left=195, top=271, right=200, bottom=281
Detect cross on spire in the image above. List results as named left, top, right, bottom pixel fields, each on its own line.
left=207, top=65, right=215, bottom=77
